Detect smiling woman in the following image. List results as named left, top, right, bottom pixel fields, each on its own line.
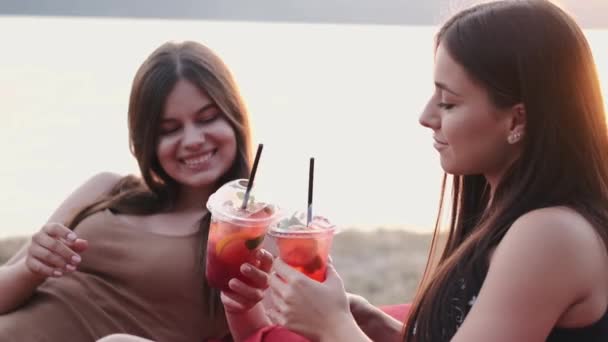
left=0, top=41, right=259, bottom=341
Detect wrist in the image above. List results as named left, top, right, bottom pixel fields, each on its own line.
left=15, top=259, right=46, bottom=285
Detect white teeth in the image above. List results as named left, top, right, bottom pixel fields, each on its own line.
left=183, top=152, right=214, bottom=167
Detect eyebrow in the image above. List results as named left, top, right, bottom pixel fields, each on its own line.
left=162, top=103, right=218, bottom=121
left=435, top=82, right=462, bottom=97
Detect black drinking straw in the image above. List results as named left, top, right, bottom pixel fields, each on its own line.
left=241, top=143, right=264, bottom=209
left=307, top=157, right=315, bottom=226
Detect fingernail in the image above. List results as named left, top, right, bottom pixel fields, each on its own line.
left=66, top=264, right=76, bottom=272
left=257, top=250, right=264, bottom=258
left=53, top=270, right=63, bottom=277
left=67, top=233, right=77, bottom=241
left=241, top=264, right=251, bottom=273
left=71, top=255, right=81, bottom=264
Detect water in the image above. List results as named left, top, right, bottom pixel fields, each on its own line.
left=0, top=16, right=607, bottom=238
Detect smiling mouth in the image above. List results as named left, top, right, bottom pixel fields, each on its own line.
left=181, top=150, right=216, bottom=169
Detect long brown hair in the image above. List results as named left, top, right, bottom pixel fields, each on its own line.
left=404, top=1, right=608, bottom=340
left=67, top=41, right=253, bottom=317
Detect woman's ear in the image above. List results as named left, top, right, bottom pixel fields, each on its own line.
left=507, top=103, right=526, bottom=144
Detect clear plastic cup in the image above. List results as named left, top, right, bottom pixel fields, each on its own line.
left=268, top=212, right=337, bottom=282
left=205, top=179, right=280, bottom=291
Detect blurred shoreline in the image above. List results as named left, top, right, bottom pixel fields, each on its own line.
left=0, top=228, right=431, bottom=305
left=333, top=228, right=430, bottom=304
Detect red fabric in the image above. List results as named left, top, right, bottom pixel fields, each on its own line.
left=240, top=303, right=412, bottom=342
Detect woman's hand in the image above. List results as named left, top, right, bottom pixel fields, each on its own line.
left=25, top=222, right=89, bottom=279
left=267, top=258, right=367, bottom=342
left=221, top=248, right=274, bottom=314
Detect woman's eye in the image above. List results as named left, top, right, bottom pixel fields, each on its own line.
left=196, top=112, right=220, bottom=124
left=159, top=125, right=180, bottom=135
left=437, top=102, right=455, bottom=110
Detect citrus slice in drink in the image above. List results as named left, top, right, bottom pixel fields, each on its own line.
left=215, top=232, right=265, bottom=263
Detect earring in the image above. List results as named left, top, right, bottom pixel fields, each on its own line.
left=507, top=131, right=523, bottom=144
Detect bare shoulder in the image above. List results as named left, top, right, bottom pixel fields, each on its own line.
left=81, top=172, right=124, bottom=193
left=496, top=206, right=607, bottom=295
left=47, top=172, right=124, bottom=224
left=452, top=206, right=608, bottom=341
left=507, top=206, right=605, bottom=256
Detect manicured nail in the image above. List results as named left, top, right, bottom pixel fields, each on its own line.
left=241, top=264, right=251, bottom=273
left=65, top=264, right=76, bottom=272
left=67, top=233, right=77, bottom=241
left=71, top=255, right=81, bottom=264
left=53, top=270, right=63, bottom=277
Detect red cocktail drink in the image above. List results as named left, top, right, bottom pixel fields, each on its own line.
left=269, top=214, right=336, bottom=282
left=205, top=179, right=279, bottom=291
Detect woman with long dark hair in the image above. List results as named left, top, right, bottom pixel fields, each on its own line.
left=0, top=41, right=271, bottom=341
left=249, top=1, right=608, bottom=341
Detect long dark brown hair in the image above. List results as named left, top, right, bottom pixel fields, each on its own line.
left=66, top=41, right=253, bottom=318
left=404, top=1, right=608, bottom=340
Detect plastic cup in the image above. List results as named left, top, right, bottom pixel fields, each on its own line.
left=205, top=179, right=280, bottom=291
left=268, top=213, right=337, bottom=282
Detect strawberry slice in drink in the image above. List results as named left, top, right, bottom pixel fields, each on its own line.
left=278, top=236, right=318, bottom=267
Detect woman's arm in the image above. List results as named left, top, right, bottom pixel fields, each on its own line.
left=452, top=207, right=606, bottom=341
left=0, top=172, right=120, bottom=313
left=348, top=294, right=404, bottom=341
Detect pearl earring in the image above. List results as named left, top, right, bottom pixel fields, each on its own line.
left=508, top=131, right=522, bottom=144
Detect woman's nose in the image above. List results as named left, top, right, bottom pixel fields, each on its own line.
left=419, top=99, right=440, bottom=130
left=183, top=124, right=205, bottom=150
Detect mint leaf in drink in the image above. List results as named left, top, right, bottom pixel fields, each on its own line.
left=245, top=235, right=265, bottom=250
left=236, top=191, right=245, bottom=200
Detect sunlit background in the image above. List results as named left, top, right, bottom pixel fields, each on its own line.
left=1, top=5, right=607, bottom=239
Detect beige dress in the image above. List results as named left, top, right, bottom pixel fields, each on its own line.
left=0, top=209, right=228, bottom=341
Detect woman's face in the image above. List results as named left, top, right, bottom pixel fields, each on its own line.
left=419, top=44, right=522, bottom=181
left=156, top=79, right=238, bottom=192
